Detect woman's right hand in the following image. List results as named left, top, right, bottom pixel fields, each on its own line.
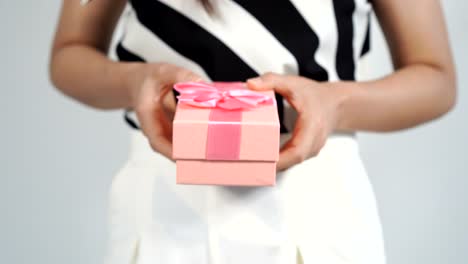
left=129, top=63, right=203, bottom=160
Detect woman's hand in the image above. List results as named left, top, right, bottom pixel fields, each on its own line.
left=247, top=73, right=347, bottom=171
left=129, top=63, right=203, bottom=160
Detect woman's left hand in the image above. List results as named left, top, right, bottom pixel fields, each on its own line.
left=247, top=73, right=346, bottom=171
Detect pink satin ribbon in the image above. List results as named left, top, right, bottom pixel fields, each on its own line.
left=174, top=82, right=273, bottom=161
left=173, top=82, right=273, bottom=110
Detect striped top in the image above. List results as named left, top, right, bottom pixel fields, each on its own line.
left=117, top=0, right=372, bottom=132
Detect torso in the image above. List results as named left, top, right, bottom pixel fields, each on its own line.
left=106, top=1, right=386, bottom=264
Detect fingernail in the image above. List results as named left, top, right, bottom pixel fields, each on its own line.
left=247, top=77, right=261, bottom=85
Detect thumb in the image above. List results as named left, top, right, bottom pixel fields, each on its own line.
left=247, top=73, right=292, bottom=97
left=176, top=70, right=204, bottom=83
left=246, top=75, right=276, bottom=91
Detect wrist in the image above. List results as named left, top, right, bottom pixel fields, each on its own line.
left=328, top=81, right=364, bottom=131
left=119, top=61, right=149, bottom=108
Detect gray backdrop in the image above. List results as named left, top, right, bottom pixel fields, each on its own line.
left=1, top=1, right=467, bottom=263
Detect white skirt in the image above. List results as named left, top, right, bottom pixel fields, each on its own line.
left=105, top=129, right=386, bottom=264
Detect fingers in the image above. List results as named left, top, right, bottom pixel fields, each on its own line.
left=277, top=113, right=327, bottom=171
left=246, top=72, right=328, bottom=171
left=139, top=106, right=173, bottom=159
left=134, top=64, right=206, bottom=160
left=277, top=147, right=301, bottom=171
left=160, top=63, right=203, bottom=84
left=174, top=68, right=203, bottom=83
left=247, top=72, right=293, bottom=95
left=158, top=66, right=203, bottom=102
left=141, top=113, right=173, bottom=159
left=160, top=65, right=203, bottom=113
left=135, top=78, right=173, bottom=160
left=151, top=63, right=204, bottom=103
left=150, top=65, right=203, bottom=155
left=247, top=73, right=304, bottom=114
left=276, top=115, right=314, bottom=171
left=247, top=73, right=308, bottom=170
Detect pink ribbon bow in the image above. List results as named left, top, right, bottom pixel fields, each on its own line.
left=173, top=82, right=273, bottom=110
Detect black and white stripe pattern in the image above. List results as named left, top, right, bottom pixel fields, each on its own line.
left=117, top=0, right=373, bottom=131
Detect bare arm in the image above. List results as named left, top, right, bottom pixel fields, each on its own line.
left=336, top=0, right=456, bottom=131
left=49, top=0, right=202, bottom=159
left=248, top=0, right=456, bottom=170
left=50, top=0, right=139, bottom=109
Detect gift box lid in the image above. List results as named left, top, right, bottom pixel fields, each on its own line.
left=172, top=82, right=280, bottom=162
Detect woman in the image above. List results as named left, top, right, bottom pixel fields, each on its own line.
left=50, top=0, right=456, bottom=263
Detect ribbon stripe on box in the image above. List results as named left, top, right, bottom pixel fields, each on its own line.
left=174, top=82, right=274, bottom=161
left=206, top=109, right=242, bottom=160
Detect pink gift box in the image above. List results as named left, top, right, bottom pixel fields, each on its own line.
left=172, top=82, right=280, bottom=186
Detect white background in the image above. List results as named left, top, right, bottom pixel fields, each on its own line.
left=1, top=1, right=467, bottom=263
